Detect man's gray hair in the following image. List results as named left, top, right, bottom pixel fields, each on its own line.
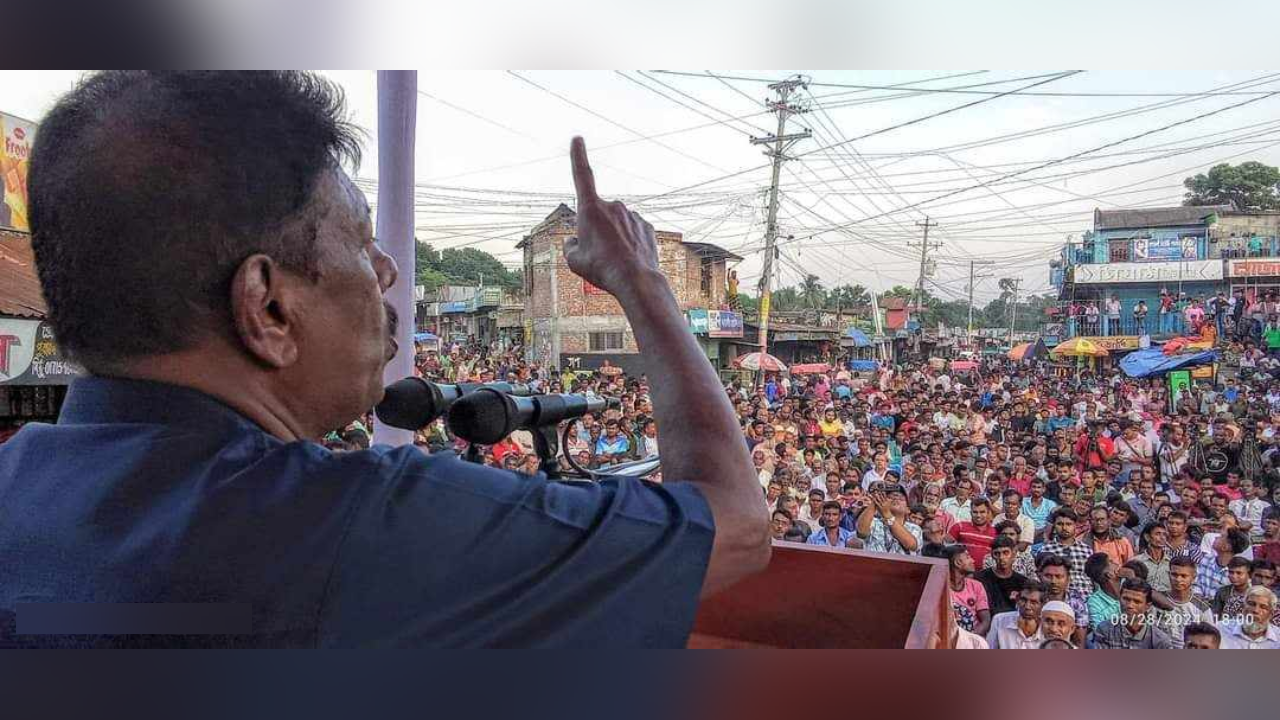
left=1246, top=584, right=1277, bottom=609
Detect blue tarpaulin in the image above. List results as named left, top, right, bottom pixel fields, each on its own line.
left=413, top=332, right=439, bottom=343
left=844, top=328, right=872, bottom=347
left=1119, top=348, right=1217, bottom=378
left=848, top=360, right=880, bottom=372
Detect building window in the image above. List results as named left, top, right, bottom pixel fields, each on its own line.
left=589, top=331, right=624, bottom=351
left=1108, top=238, right=1131, bottom=263
left=700, top=258, right=713, bottom=297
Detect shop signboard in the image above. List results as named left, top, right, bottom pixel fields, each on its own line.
left=0, top=318, right=81, bottom=385
left=1077, top=335, right=1141, bottom=351
left=1228, top=259, right=1280, bottom=278
left=1073, top=260, right=1222, bottom=284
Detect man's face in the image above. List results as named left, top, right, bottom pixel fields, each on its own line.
left=1183, top=633, right=1220, bottom=650
left=1229, top=566, right=1251, bottom=589
left=953, top=550, right=975, bottom=575
left=971, top=503, right=991, bottom=526
left=809, top=495, right=824, bottom=514
left=1040, top=564, right=1069, bottom=596
left=1109, top=508, right=1128, bottom=529
left=770, top=512, right=791, bottom=539
left=992, top=546, right=1014, bottom=573
left=1210, top=495, right=1228, bottom=517
left=1016, top=589, right=1044, bottom=621
left=1253, top=567, right=1277, bottom=589
left=1139, top=479, right=1155, bottom=499
left=1003, top=496, right=1020, bottom=519
left=1059, top=485, right=1077, bottom=507
left=1245, top=594, right=1275, bottom=630
left=1041, top=611, right=1073, bottom=641
left=1054, top=516, right=1076, bottom=541
left=285, top=170, right=398, bottom=434
left=922, top=519, right=943, bottom=544
left=821, top=506, right=842, bottom=528
left=1147, top=526, right=1169, bottom=550
left=1120, top=589, right=1150, bottom=624
left=1265, top=517, right=1280, bottom=539
left=1169, top=563, right=1196, bottom=595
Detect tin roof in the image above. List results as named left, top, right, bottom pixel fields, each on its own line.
left=0, top=231, right=46, bottom=318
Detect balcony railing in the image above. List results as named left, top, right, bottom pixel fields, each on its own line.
left=1045, top=302, right=1191, bottom=340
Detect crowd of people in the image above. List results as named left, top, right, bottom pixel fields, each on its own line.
left=1064, top=287, right=1280, bottom=344
left=341, top=332, right=1280, bottom=649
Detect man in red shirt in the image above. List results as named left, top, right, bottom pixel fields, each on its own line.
left=1073, top=423, right=1114, bottom=471
left=949, top=497, right=998, bottom=567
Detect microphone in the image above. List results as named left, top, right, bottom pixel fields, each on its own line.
left=375, top=378, right=532, bottom=430
left=447, top=388, right=618, bottom=445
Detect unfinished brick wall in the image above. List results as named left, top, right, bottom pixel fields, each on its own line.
left=521, top=205, right=731, bottom=362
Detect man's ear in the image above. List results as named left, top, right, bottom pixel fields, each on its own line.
left=229, top=254, right=301, bottom=369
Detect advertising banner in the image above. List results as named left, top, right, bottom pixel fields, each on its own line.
left=687, top=308, right=709, bottom=334
left=0, top=112, right=34, bottom=232
left=0, top=318, right=81, bottom=385
left=1133, top=236, right=1197, bottom=262
left=708, top=310, right=743, bottom=338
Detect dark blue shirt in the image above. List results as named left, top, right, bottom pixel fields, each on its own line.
left=0, top=377, right=715, bottom=647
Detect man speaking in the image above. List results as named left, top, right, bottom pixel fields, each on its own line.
left=0, top=72, right=769, bottom=647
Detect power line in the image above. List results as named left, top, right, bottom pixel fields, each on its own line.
left=653, top=70, right=1280, bottom=98
left=783, top=87, right=1280, bottom=243
left=506, top=70, right=729, bottom=174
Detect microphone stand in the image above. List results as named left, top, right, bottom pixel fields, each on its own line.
left=532, top=424, right=563, bottom=479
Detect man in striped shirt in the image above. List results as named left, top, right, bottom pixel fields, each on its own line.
left=1194, top=528, right=1251, bottom=601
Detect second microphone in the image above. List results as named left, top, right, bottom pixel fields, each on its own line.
left=448, top=388, right=618, bottom=445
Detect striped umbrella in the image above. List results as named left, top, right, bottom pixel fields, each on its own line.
left=734, top=352, right=788, bottom=372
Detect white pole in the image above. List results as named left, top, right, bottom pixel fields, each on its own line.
left=373, top=70, right=418, bottom=447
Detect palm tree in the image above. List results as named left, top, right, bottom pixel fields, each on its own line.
left=800, top=274, right=825, bottom=310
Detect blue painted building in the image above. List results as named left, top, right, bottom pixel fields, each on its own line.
left=1050, top=205, right=1232, bottom=341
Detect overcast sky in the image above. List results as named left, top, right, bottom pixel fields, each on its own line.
left=5, top=70, right=1279, bottom=304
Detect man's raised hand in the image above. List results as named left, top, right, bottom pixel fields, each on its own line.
left=565, top=137, right=661, bottom=298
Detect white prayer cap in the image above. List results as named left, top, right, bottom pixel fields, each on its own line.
left=1042, top=601, right=1075, bottom=620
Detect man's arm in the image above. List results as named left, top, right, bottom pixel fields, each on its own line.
left=567, top=138, right=770, bottom=598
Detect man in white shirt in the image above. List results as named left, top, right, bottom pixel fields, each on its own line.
left=1217, top=586, right=1279, bottom=649
left=940, top=474, right=975, bottom=523
left=1229, top=477, right=1269, bottom=539
left=987, top=582, right=1047, bottom=649
left=861, top=453, right=890, bottom=491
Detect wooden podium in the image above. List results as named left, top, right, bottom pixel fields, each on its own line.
left=689, top=543, right=953, bottom=649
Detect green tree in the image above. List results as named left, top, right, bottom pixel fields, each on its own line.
left=415, top=241, right=520, bottom=291
left=1183, top=161, right=1280, bottom=210
left=800, top=274, right=826, bottom=309
left=770, top=286, right=803, bottom=312
left=827, top=284, right=870, bottom=310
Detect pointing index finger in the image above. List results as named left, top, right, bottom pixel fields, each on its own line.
left=571, top=136, right=598, bottom=204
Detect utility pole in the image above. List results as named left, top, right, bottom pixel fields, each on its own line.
left=750, top=77, right=811, bottom=379
left=966, top=259, right=994, bottom=348
left=1007, top=277, right=1022, bottom=347
left=908, top=217, right=941, bottom=326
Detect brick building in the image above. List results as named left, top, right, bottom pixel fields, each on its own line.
left=518, top=204, right=742, bottom=374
